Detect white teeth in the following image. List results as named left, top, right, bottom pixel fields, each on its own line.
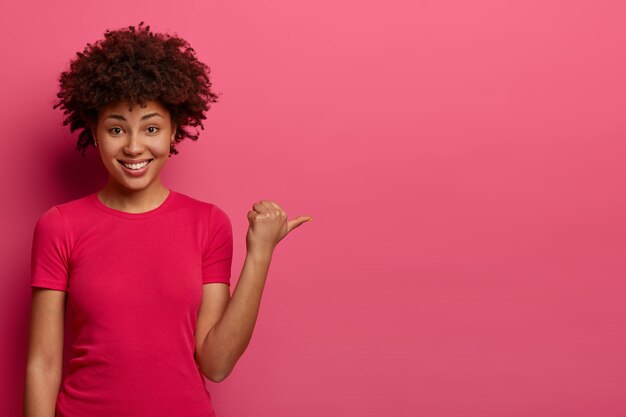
left=122, top=160, right=150, bottom=170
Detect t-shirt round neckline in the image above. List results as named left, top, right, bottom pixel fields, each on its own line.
left=89, top=189, right=176, bottom=220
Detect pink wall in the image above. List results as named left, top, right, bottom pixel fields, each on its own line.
left=2, top=1, right=625, bottom=416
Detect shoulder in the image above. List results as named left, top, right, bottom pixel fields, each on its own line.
left=172, top=190, right=230, bottom=221
left=33, top=194, right=93, bottom=244
left=34, top=193, right=104, bottom=241
left=34, top=205, right=65, bottom=235
left=35, top=193, right=88, bottom=229
left=44, top=193, right=94, bottom=222
left=31, top=205, right=72, bottom=259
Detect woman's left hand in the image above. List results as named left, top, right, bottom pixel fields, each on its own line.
left=246, top=200, right=312, bottom=256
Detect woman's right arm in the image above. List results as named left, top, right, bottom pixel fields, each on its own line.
left=24, top=287, right=66, bottom=417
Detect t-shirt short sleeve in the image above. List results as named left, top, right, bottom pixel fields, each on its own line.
left=202, top=205, right=233, bottom=285
left=30, top=206, right=71, bottom=292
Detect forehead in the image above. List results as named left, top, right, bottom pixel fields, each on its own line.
left=99, top=100, right=169, bottom=119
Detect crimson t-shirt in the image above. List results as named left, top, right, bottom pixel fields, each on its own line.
left=30, top=189, right=233, bottom=417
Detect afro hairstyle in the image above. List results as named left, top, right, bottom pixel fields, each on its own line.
left=53, top=21, right=220, bottom=157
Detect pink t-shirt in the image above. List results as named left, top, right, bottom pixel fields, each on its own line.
left=30, top=189, right=233, bottom=417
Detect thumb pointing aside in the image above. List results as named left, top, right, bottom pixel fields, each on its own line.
left=287, top=216, right=313, bottom=233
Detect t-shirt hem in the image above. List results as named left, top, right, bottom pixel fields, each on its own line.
left=202, top=276, right=230, bottom=286
left=31, top=278, right=69, bottom=292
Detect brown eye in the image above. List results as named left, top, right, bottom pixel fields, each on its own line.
left=147, top=126, right=160, bottom=134
left=109, top=127, right=123, bottom=135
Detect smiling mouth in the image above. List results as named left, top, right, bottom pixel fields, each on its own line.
left=117, top=159, right=154, bottom=170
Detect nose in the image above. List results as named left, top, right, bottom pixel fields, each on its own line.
left=123, top=132, right=145, bottom=155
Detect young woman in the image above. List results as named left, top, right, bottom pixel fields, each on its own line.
left=24, top=22, right=312, bottom=417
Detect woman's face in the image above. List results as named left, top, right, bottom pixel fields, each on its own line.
left=92, top=100, right=176, bottom=192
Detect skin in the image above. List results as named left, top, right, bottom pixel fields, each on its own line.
left=92, top=99, right=177, bottom=213
left=24, top=99, right=312, bottom=415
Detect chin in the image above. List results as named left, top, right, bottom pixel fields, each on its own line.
left=114, top=180, right=152, bottom=192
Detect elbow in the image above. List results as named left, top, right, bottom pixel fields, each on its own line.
left=208, top=372, right=227, bottom=383
left=207, top=365, right=233, bottom=383
left=198, top=360, right=232, bottom=383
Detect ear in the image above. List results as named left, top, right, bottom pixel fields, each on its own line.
left=90, top=123, right=97, bottom=140
left=171, top=123, right=177, bottom=141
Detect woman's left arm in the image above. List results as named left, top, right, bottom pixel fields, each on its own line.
left=196, top=200, right=312, bottom=382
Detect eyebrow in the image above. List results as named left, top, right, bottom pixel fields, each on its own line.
left=105, top=112, right=165, bottom=121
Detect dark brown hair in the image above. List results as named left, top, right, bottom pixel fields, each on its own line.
left=53, top=21, right=220, bottom=157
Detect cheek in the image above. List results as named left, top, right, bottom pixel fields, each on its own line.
left=99, top=144, right=118, bottom=159
left=153, top=141, right=172, bottom=156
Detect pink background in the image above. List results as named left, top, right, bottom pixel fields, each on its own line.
left=2, top=1, right=625, bottom=416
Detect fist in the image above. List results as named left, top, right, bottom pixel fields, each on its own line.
left=246, top=200, right=312, bottom=255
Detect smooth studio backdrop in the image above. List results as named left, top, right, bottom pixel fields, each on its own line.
left=1, top=1, right=625, bottom=416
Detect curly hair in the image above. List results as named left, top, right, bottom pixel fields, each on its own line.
left=53, top=21, right=220, bottom=157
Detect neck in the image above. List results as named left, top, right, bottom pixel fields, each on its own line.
left=97, top=179, right=170, bottom=213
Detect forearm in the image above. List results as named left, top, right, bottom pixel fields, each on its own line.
left=199, top=249, right=272, bottom=381
left=24, top=364, right=62, bottom=417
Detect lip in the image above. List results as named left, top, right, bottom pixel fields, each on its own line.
left=118, top=159, right=153, bottom=177
left=118, top=158, right=153, bottom=164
